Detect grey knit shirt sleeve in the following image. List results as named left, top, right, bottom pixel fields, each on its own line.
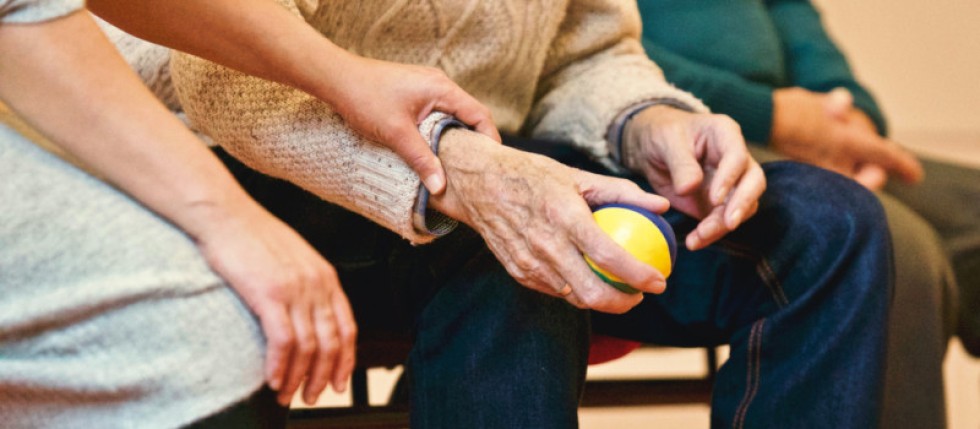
left=0, top=0, right=83, bottom=23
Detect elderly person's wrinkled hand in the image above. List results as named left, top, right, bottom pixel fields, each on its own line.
left=429, top=130, right=671, bottom=314
left=621, top=105, right=766, bottom=251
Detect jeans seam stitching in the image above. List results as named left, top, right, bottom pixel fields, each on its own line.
left=733, top=319, right=765, bottom=429
left=756, top=257, right=789, bottom=307
left=717, top=239, right=789, bottom=308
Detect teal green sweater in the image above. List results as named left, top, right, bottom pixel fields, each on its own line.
left=638, top=0, right=887, bottom=144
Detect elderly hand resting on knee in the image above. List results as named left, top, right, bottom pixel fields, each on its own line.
left=428, top=105, right=763, bottom=313
left=621, top=106, right=767, bottom=251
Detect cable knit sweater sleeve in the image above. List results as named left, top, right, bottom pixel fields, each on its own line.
left=524, top=0, right=708, bottom=159
left=169, top=0, right=446, bottom=244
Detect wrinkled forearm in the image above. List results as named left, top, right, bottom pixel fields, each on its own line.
left=428, top=128, right=576, bottom=236
left=429, top=129, right=522, bottom=224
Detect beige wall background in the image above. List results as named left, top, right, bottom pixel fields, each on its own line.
left=812, top=0, right=980, bottom=155
left=812, top=4, right=980, bottom=428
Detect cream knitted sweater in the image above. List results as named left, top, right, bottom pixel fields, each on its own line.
left=171, top=0, right=707, bottom=244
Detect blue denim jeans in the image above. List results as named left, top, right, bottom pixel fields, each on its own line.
left=592, top=162, right=892, bottom=428
left=215, top=139, right=892, bottom=428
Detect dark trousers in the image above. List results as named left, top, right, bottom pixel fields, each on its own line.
left=212, top=134, right=893, bottom=429
left=185, top=388, right=288, bottom=429
left=886, top=158, right=980, bottom=354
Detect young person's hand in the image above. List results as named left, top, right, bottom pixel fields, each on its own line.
left=188, top=201, right=357, bottom=407
left=324, top=55, right=500, bottom=195
left=88, top=0, right=500, bottom=197
left=0, top=11, right=356, bottom=406
left=622, top=106, right=766, bottom=251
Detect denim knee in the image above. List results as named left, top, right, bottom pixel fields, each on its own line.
left=712, top=162, right=893, bottom=429
left=408, top=249, right=589, bottom=429
left=762, top=161, right=888, bottom=239
left=749, top=161, right=893, bottom=308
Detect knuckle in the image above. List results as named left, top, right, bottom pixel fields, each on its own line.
left=715, top=114, right=740, bottom=129
left=513, top=252, right=539, bottom=273
left=511, top=271, right=531, bottom=286
left=340, top=325, right=358, bottom=344
left=502, top=257, right=531, bottom=284
left=270, top=272, right=301, bottom=295
left=576, top=288, right=603, bottom=309
left=320, top=340, right=340, bottom=358
left=585, top=245, right=616, bottom=268
left=300, top=267, right=324, bottom=286
left=296, top=334, right=317, bottom=356
left=526, top=236, right=554, bottom=257
left=271, top=329, right=296, bottom=350
left=320, top=263, right=338, bottom=283
left=525, top=264, right=550, bottom=284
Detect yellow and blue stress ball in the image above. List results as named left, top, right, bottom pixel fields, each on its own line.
left=586, top=203, right=677, bottom=294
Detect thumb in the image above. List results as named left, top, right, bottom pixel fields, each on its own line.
left=393, top=125, right=447, bottom=195
left=435, top=88, right=502, bottom=144
left=824, top=87, right=853, bottom=119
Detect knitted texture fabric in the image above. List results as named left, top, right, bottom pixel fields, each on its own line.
left=171, top=0, right=708, bottom=244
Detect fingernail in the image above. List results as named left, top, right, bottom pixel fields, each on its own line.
left=686, top=234, right=700, bottom=250
left=651, top=280, right=667, bottom=293
left=269, top=377, right=281, bottom=391
left=727, top=208, right=744, bottom=228
left=423, top=173, right=445, bottom=195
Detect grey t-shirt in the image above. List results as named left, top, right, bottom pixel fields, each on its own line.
left=0, top=0, right=84, bottom=24
left=0, top=3, right=267, bottom=427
